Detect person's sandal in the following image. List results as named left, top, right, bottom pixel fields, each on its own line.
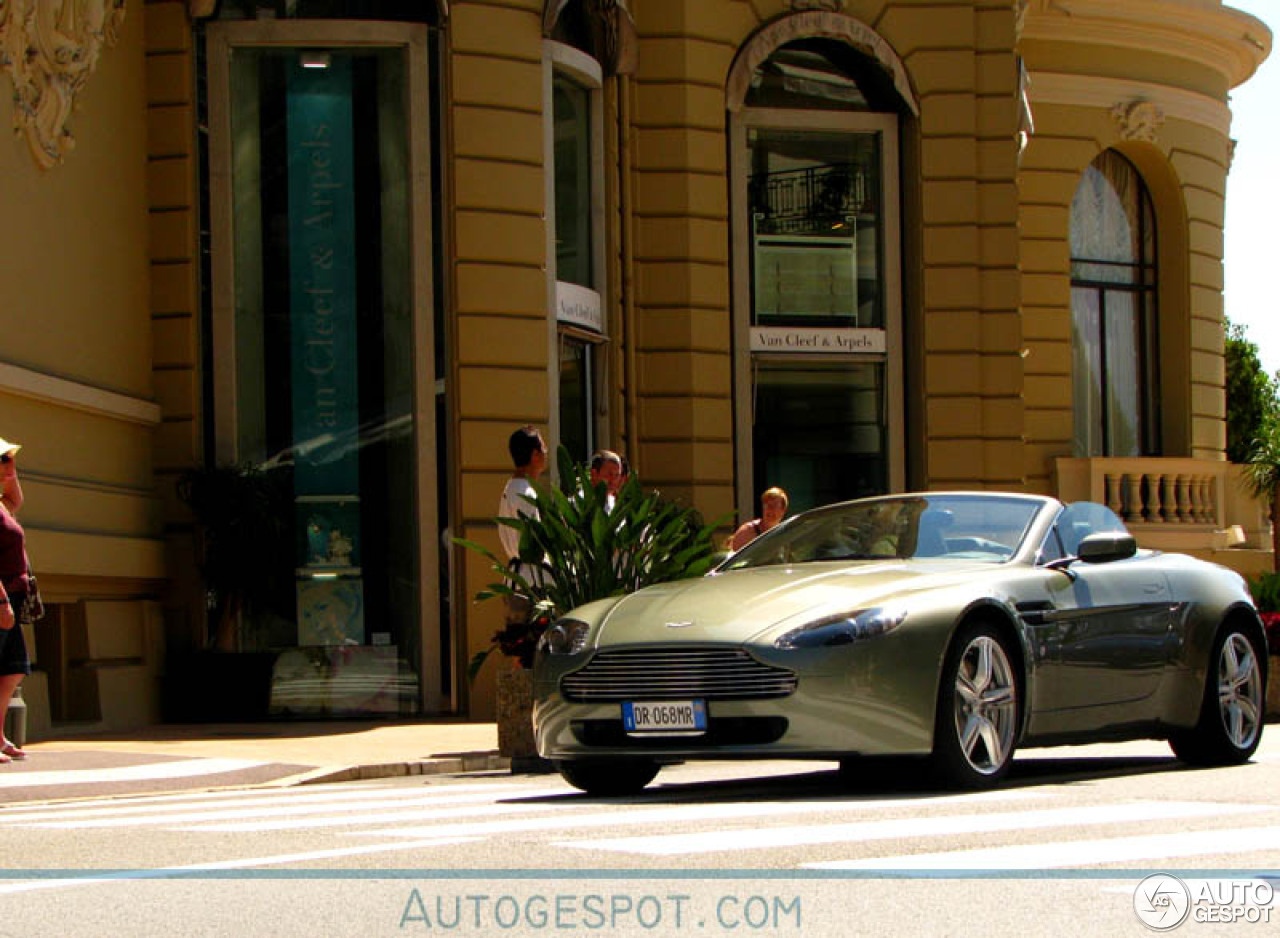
left=0, top=742, right=24, bottom=760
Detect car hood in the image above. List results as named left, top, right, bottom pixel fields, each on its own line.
left=593, top=560, right=1002, bottom=646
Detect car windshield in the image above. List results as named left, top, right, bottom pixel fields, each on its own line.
left=720, top=494, right=1045, bottom=570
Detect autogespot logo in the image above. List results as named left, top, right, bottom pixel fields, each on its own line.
left=1134, top=874, right=1192, bottom=930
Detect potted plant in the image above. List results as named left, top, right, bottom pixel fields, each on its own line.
left=458, top=446, right=726, bottom=761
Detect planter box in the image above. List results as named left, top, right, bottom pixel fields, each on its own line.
left=496, top=667, right=537, bottom=758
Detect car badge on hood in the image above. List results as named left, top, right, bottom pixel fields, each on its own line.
left=665, top=620, right=695, bottom=629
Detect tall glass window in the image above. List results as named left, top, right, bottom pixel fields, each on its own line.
left=754, top=361, right=887, bottom=508
left=749, top=128, right=883, bottom=328
left=546, top=38, right=605, bottom=466
left=553, top=74, right=593, bottom=289
left=558, top=337, right=593, bottom=462
left=224, top=46, right=420, bottom=714
left=1070, top=150, right=1159, bottom=457
left=732, top=37, right=904, bottom=515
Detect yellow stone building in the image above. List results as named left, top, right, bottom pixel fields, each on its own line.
left=0, top=0, right=1271, bottom=732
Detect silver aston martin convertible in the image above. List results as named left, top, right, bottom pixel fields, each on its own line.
left=532, top=492, right=1268, bottom=794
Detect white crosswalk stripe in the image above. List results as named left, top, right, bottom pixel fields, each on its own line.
left=554, top=801, right=1264, bottom=856
left=15, top=785, right=573, bottom=830
left=5, top=773, right=1278, bottom=875
left=807, top=826, right=1280, bottom=870
left=0, top=758, right=268, bottom=788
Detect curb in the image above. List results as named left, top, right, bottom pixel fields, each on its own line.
left=286, top=750, right=510, bottom=786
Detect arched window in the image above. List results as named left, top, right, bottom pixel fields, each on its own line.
left=730, top=35, right=907, bottom=514
left=1070, top=150, right=1160, bottom=457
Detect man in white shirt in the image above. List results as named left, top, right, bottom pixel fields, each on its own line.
left=498, top=426, right=548, bottom=591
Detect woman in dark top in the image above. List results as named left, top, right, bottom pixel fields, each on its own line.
left=0, top=437, right=30, bottom=762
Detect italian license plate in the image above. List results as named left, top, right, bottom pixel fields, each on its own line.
left=622, top=700, right=707, bottom=734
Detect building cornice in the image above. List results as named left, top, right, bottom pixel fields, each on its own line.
left=1021, top=0, right=1270, bottom=89
left=0, top=361, right=162, bottom=427
left=1027, top=71, right=1232, bottom=137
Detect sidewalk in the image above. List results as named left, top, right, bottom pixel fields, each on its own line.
left=0, top=720, right=504, bottom=804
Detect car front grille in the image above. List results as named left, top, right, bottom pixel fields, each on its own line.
left=560, top=648, right=798, bottom=702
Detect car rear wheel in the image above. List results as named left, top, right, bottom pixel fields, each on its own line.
left=931, top=623, right=1020, bottom=789
left=555, top=759, right=660, bottom=795
left=1170, top=625, right=1265, bottom=766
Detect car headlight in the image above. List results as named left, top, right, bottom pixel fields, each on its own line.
left=774, top=605, right=908, bottom=649
left=538, top=618, right=591, bottom=655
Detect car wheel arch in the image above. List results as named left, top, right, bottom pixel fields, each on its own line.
left=1168, top=609, right=1268, bottom=766
left=936, top=602, right=1031, bottom=743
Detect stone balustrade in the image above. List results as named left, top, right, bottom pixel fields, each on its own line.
left=1057, top=457, right=1226, bottom=526
left=1054, top=458, right=1272, bottom=569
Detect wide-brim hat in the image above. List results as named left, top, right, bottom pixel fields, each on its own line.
left=0, top=437, right=21, bottom=458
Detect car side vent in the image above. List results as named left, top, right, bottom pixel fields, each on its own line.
left=560, top=648, right=798, bottom=702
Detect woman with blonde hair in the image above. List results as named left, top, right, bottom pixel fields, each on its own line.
left=0, top=437, right=30, bottom=762
left=729, top=486, right=789, bottom=551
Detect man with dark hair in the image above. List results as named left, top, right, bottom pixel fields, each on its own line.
left=499, top=426, right=547, bottom=573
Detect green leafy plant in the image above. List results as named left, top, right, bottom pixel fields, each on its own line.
left=1250, top=572, right=1280, bottom=615
left=1242, top=414, right=1280, bottom=573
left=1225, top=317, right=1279, bottom=464
left=1249, top=573, right=1280, bottom=656
left=458, top=446, right=728, bottom=676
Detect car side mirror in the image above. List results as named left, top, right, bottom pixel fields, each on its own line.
left=1076, top=532, right=1137, bottom=564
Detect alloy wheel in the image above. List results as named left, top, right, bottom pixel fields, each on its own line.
left=953, top=635, right=1018, bottom=775
left=1217, top=632, right=1262, bottom=751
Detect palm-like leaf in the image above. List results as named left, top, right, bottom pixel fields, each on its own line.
left=1243, top=415, right=1280, bottom=573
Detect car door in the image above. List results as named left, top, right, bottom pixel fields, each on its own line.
left=1023, top=504, right=1175, bottom=734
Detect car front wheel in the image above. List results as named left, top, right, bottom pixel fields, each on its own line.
left=931, top=623, right=1020, bottom=789
left=1170, top=625, right=1265, bottom=766
left=555, top=759, right=660, bottom=795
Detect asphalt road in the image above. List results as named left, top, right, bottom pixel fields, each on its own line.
left=2, top=736, right=1279, bottom=937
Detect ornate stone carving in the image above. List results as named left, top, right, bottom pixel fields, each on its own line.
left=0, top=0, right=126, bottom=169
left=789, top=0, right=847, bottom=11
left=1111, top=99, right=1164, bottom=143
left=587, top=0, right=637, bottom=75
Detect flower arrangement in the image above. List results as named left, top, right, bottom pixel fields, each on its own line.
left=468, top=600, right=554, bottom=679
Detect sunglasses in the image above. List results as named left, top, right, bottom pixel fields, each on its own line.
left=0, top=455, right=11, bottom=464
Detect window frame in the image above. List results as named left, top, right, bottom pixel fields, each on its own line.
left=204, top=20, right=442, bottom=711
left=543, top=40, right=608, bottom=464
left=1069, top=150, right=1161, bottom=458
left=730, top=107, right=904, bottom=518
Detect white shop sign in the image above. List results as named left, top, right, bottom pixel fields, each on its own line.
left=750, top=327, right=885, bottom=354
left=556, top=281, right=604, bottom=334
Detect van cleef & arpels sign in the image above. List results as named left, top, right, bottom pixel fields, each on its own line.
left=750, top=327, right=885, bottom=354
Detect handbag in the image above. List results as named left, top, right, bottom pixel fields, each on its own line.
left=17, top=561, right=44, bottom=625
